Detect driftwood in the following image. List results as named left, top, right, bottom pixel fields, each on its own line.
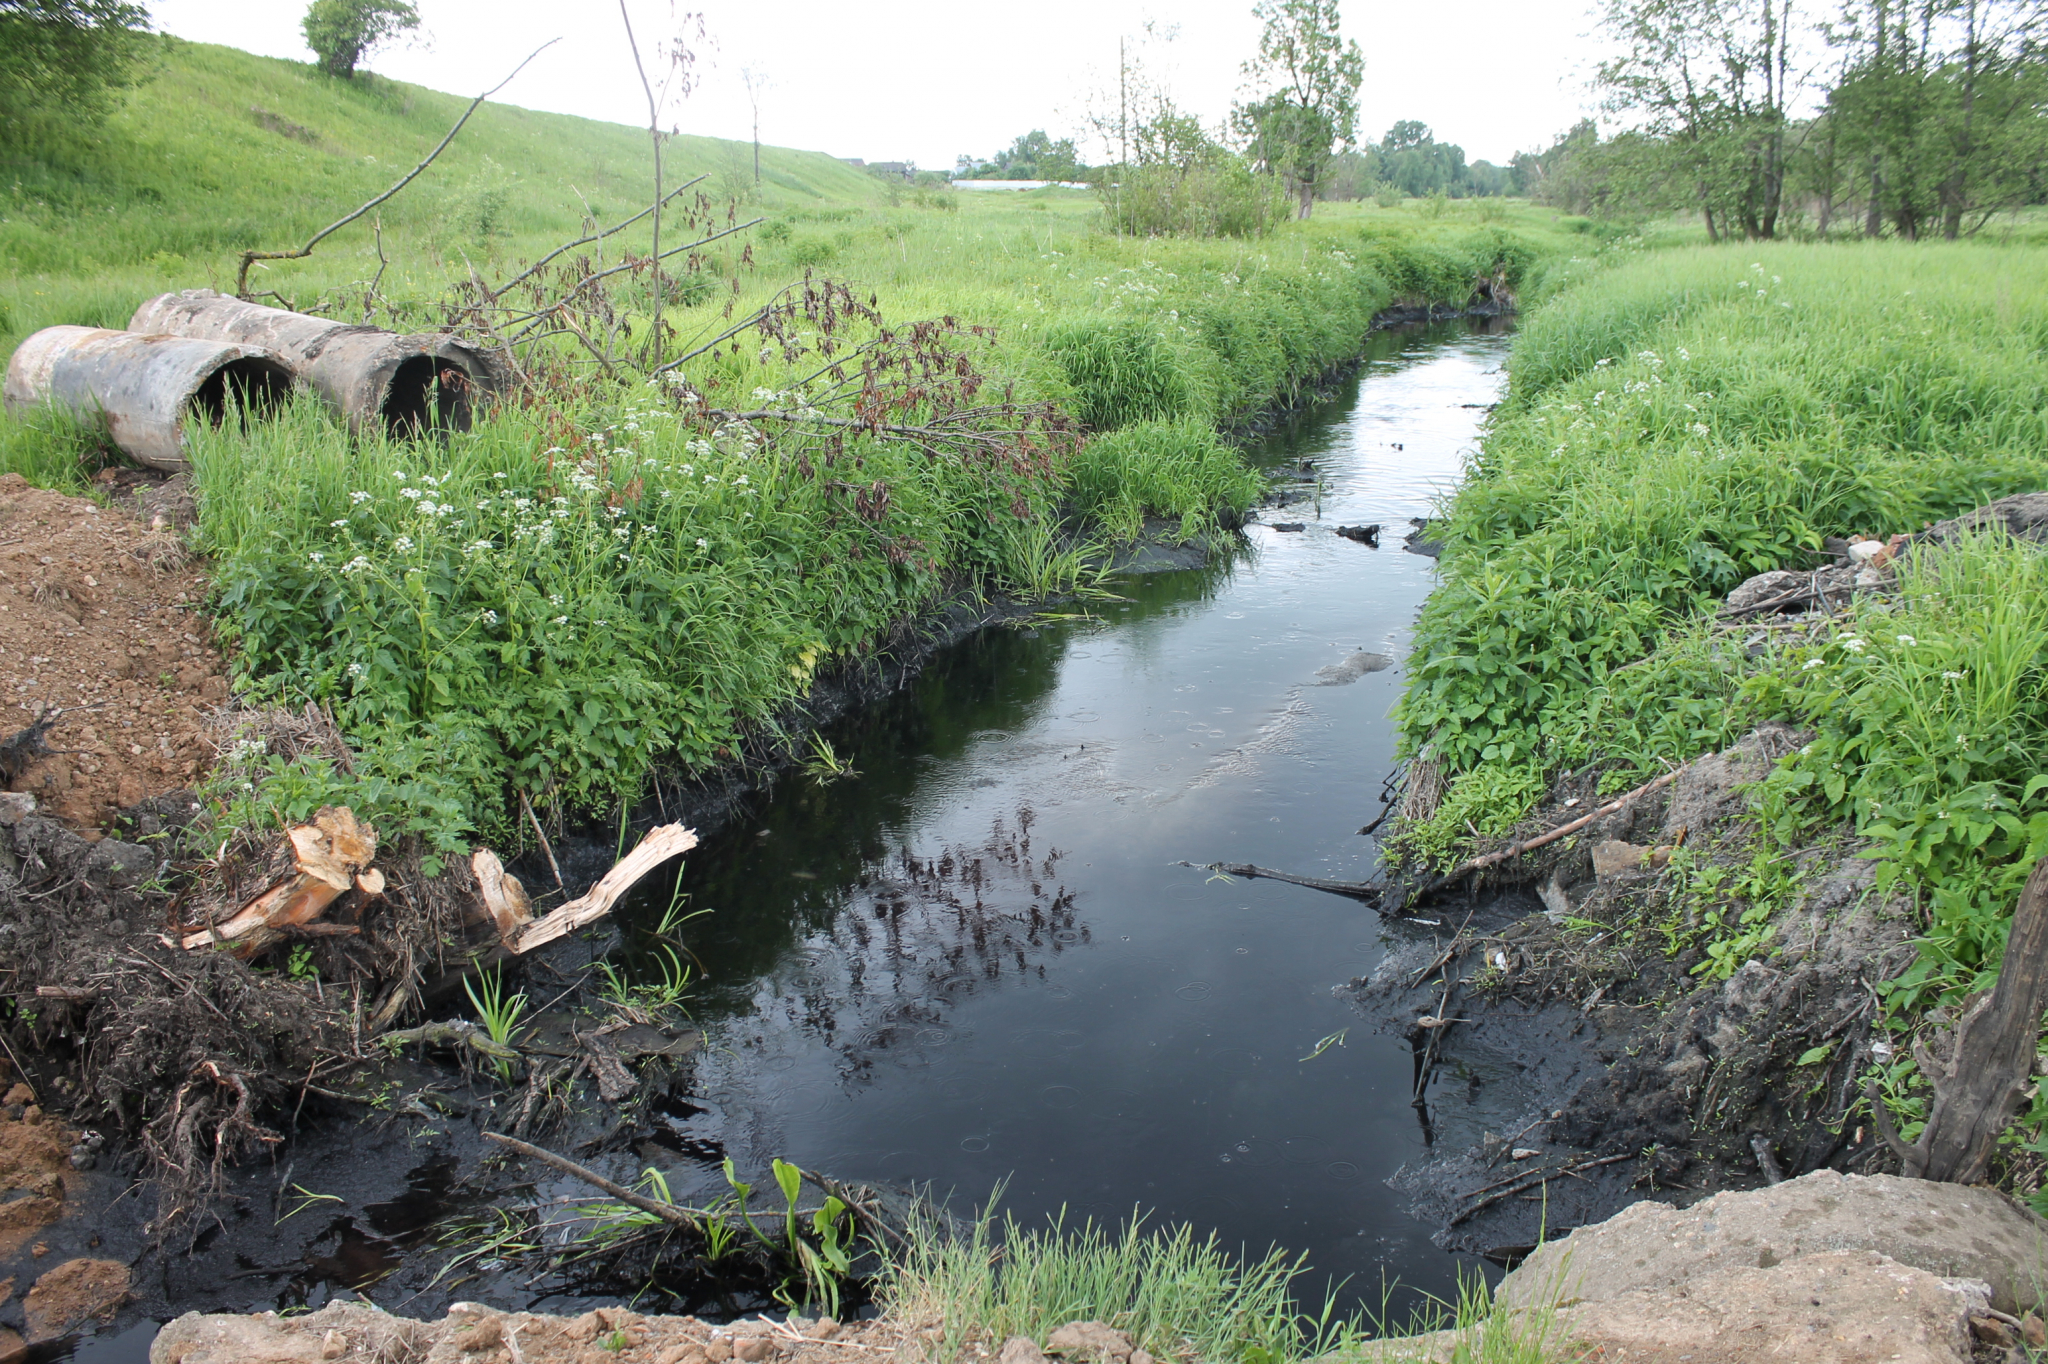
left=1449, top=1152, right=1633, bottom=1226
left=512, top=824, right=697, bottom=953
left=383, top=1019, right=521, bottom=1063
left=1868, top=855, right=2048, bottom=1183
left=482, top=1131, right=700, bottom=1231
left=1210, top=761, right=1695, bottom=908
left=182, top=807, right=383, bottom=954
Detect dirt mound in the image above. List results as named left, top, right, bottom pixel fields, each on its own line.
left=0, top=472, right=226, bottom=830
left=23, top=1256, right=129, bottom=1341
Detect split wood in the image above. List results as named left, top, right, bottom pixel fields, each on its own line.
left=483, top=1131, right=701, bottom=1232
left=511, top=823, right=697, bottom=952
left=1449, top=1152, right=1633, bottom=1226
left=235, top=42, right=559, bottom=298
left=1869, top=853, right=2048, bottom=1183
left=180, top=807, right=383, bottom=954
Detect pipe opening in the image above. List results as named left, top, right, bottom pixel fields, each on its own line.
left=191, top=356, right=293, bottom=427
left=382, top=355, right=478, bottom=439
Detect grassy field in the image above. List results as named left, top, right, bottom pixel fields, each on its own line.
left=1, top=39, right=1597, bottom=857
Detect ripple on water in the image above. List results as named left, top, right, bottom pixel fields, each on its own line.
left=1041, top=1085, right=1082, bottom=1110
left=1324, top=1160, right=1363, bottom=1182
left=1174, top=981, right=1214, bottom=1002
left=960, top=1135, right=991, bottom=1153
left=938, top=1076, right=986, bottom=1102
left=1222, top=1138, right=1282, bottom=1167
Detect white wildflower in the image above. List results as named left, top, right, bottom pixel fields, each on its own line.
left=308, top=552, right=325, bottom=564
left=350, top=490, right=372, bottom=505
left=1895, top=634, right=1916, bottom=646
left=479, top=609, right=499, bottom=625
left=695, top=538, right=709, bottom=549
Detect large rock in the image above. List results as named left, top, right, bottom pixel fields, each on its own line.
left=1497, top=1169, right=2048, bottom=1315
left=1350, top=1250, right=1986, bottom=1364
left=1922, top=491, right=2048, bottom=547
left=152, top=1300, right=432, bottom=1364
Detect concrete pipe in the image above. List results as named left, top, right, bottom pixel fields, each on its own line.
left=130, top=290, right=507, bottom=439
left=3, top=326, right=294, bottom=471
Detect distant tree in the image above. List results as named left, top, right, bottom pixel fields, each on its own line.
left=1231, top=0, right=1364, bottom=217
left=301, top=0, right=419, bottom=79
left=959, top=129, right=1084, bottom=181
left=0, top=0, right=151, bottom=147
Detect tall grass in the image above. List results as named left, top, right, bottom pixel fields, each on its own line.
left=885, top=1199, right=1580, bottom=1364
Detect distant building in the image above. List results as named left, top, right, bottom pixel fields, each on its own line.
left=951, top=180, right=1091, bottom=192
left=839, top=157, right=866, bottom=168
left=865, top=161, right=915, bottom=180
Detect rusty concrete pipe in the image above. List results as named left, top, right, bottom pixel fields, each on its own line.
left=3, top=326, right=294, bottom=471
left=129, top=290, right=505, bottom=439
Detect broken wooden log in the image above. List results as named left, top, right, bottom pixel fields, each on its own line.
left=181, top=807, right=381, bottom=953
left=1868, top=854, right=2048, bottom=1183
left=482, top=1131, right=700, bottom=1231
left=471, top=848, right=534, bottom=944
left=512, top=824, right=697, bottom=953
left=1211, top=863, right=1384, bottom=901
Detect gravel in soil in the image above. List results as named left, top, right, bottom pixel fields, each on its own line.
left=0, top=472, right=226, bottom=831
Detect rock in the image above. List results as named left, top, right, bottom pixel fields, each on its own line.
left=152, top=1301, right=432, bottom=1364
left=1589, top=839, right=1648, bottom=879
left=22, top=1257, right=126, bottom=1340
left=1046, top=1320, right=1136, bottom=1362
left=1354, top=1250, right=1984, bottom=1364
left=1270, top=522, right=1306, bottom=533
left=1973, top=1314, right=2017, bottom=1347
left=1556, top=1250, right=1983, bottom=1364
left=997, top=1336, right=1050, bottom=1364
left=1658, top=723, right=1804, bottom=840
left=1313, top=651, right=1394, bottom=686
left=1497, top=1169, right=2048, bottom=1315
left=1922, top=491, right=2048, bottom=547
left=0, top=794, right=35, bottom=826
left=1724, top=568, right=1806, bottom=613
left=1335, top=524, right=1380, bottom=545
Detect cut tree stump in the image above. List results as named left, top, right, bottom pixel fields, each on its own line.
left=181, top=806, right=381, bottom=954
left=1870, top=854, right=2048, bottom=1183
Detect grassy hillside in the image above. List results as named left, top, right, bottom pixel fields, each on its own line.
left=0, top=36, right=880, bottom=339
left=1, top=33, right=1608, bottom=855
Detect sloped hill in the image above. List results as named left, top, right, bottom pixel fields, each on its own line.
left=0, top=36, right=879, bottom=334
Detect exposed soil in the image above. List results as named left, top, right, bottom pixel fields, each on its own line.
left=0, top=472, right=227, bottom=832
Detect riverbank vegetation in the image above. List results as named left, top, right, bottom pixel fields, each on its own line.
left=1392, top=239, right=2048, bottom=1182
left=1, top=37, right=1581, bottom=857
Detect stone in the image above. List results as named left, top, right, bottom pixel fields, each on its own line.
left=1973, top=1314, right=2017, bottom=1347
left=0, top=794, right=35, bottom=826
left=1589, top=839, right=1648, bottom=879
left=704, top=1336, right=733, bottom=1362
left=1724, top=568, right=1806, bottom=612
left=1497, top=1169, right=2048, bottom=1315
left=151, top=1301, right=429, bottom=1364
left=1313, top=651, right=1393, bottom=686
left=1556, top=1250, right=1982, bottom=1364
left=1046, top=1321, right=1135, bottom=1362
left=732, top=1337, right=774, bottom=1362
left=22, top=1257, right=128, bottom=1341
left=997, top=1336, right=1050, bottom=1364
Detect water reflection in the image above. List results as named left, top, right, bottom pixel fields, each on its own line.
left=626, top=319, right=1517, bottom=1314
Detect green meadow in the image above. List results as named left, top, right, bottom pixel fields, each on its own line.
left=2, top=39, right=1585, bottom=856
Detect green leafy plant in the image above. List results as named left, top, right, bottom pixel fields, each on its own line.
left=463, top=968, right=528, bottom=1082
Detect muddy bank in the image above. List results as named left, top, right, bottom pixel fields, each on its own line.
left=1344, top=511, right=2048, bottom=1260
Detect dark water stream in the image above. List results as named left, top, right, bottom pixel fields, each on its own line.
left=638, top=318, right=1516, bottom=1313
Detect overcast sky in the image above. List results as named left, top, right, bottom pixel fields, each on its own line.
left=148, top=0, right=1601, bottom=170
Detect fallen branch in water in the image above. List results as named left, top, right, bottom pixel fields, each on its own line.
left=483, top=1131, right=700, bottom=1231
left=1449, top=1152, right=1633, bottom=1226
left=1205, top=862, right=1383, bottom=901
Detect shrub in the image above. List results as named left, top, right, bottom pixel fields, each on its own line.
left=1041, top=319, right=1205, bottom=431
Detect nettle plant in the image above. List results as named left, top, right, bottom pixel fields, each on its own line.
left=201, top=275, right=1078, bottom=846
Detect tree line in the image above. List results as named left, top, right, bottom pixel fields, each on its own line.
left=1525, top=0, right=2048, bottom=239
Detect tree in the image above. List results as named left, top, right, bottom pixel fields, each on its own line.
left=301, top=0, right=419, bottom=80
left=741, top=66, right=769, bottom=185
left=1231, top=0, right=1364, bottom=217
left=1592, top=0, right=1798, bottom=240
left=0, top=0, right=150, bottom=147
left=959, top=129, right=1085, bottom=180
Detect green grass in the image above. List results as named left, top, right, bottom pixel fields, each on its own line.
left=1390, top=238, right=2048, bottom=1181
left=0, top=39, right=1598, bottom=855
left=885, top=1198, right=1579, bottom=1364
